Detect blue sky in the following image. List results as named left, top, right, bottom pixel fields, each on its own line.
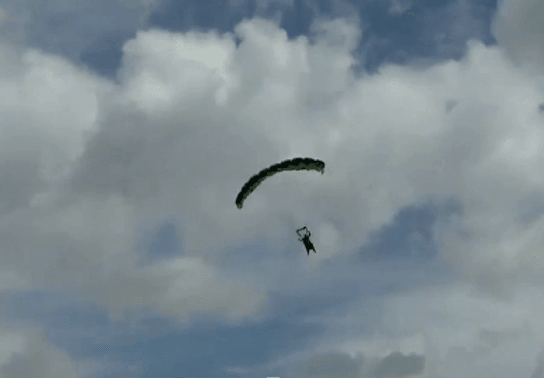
left=0, top=0, right=544, bottom=377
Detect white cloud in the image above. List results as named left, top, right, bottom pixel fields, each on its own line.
left=492, top=0, right=544, bottom=76
left=0, top=4, right=544, bottom=376
left=313, top=283, right=543, bottom=378
left=0, top=327, right=82, bottom=378
left=0, top=6, right=9, bottom=26
left=388, top=0, right=412, bottom=16
left=0, top=35, right=268, bottom=325
left=292, top=351, right=364, bottom=378
left=80, top=256, right=268, bottom=323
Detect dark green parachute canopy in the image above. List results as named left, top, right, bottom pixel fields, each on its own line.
left=236, top=157, right=325, bottom=209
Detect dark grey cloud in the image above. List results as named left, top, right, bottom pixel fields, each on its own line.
left=295, top=352, right=364, bottom=378
left=136, top=219, right=184, bottom=267
left=0, top=155, right=44, bottom=215
left=374, top=352, right=425, bottom=378
left=531, top=349, right=544, bottom=378
left=445, top=99, right=458, bottom=113
left=491, top=0, right=544, bottom=75
left=358, top=200, right=461, bottom=262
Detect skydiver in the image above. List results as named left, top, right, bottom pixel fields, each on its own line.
left=296, top=226, right=316, bottom=255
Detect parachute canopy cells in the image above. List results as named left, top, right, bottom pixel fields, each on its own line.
left=235, top=157, right=325, bottom=209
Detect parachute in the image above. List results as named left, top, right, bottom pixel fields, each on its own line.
left=235, top=157, right=325, bottom=209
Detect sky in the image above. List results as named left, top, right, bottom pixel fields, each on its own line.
left=0, top=0, right=543, bottom=377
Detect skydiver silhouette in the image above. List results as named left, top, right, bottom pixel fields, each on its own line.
left=296, top=226, right=316, bottom=255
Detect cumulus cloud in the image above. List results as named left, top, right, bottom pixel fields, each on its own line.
left=374, top=352, right=425, bottom=378
left=0, top=327, right=82, bottom=378
left=292, top=351, right=364, bottom=378
left=388, top=0, right=412, bottom=16
left=323, top=283, right=544, bottom=378
left=287, top=350, right=424, bottom=378
left=530, top=349, right=544, bottom=378
left=0, top=1, right=544, bottom=376
left=492, top=0, right=544, bottom=76
left=0, top=29, right=268, bottom=325
left=3, top=7, right=544, bottom=317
